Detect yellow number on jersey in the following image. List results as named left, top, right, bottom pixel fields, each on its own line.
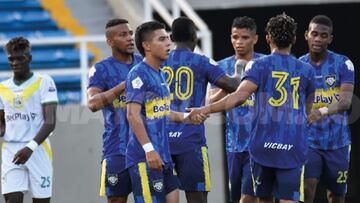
left=163, top=66, right=194, bottom=101
left=268, top=71, right=300, bottom=109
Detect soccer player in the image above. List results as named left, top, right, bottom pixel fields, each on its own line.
left=162, top=16, right=243, bottom=203
left=208, top=16, right=264, bottom=203
left=299, top=15, right=354, bottom=203
left=87, top=19, right=143, bottom=203
left=188, top=13, right=316, bottom=203
left=125, top=21, right=206, bottom=203
left=0, top=37, right=58, bottom=203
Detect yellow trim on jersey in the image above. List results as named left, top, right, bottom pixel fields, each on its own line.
left=313, top=87, right=340, bottom=109
left=0, top=77, right=42, bottom=110
left=99, top=159, right=107, bottom=196
left=139, top=162, right=152, bottom=203
left=201, top=146, right=211, bottom=191
left=145, top=97, right=170, bottom=119
left=1, top=142, right=6, bottom=150
left=41, top=139, right=53, bottom=161
left=299, top=165, right=305, bottom=202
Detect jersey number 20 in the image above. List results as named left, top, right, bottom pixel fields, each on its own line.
left=269, top=71, right=300, bottom=109
left=163, top=66, right=194, bottom=100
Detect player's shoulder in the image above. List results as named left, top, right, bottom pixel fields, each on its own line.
left=35, top=73, right=54, bottom=82
left=128, top=61, right=147, bottom=75
left=133, top=53, right=143, bottom=62
left=298, top=53, right=310, bottom=62
left=253, top=52, right=266, bottom=59
left=0, top=77, right=12, bottom=86
left=217, top=55, right=234, bottom=64
left=328, top=50, right=352, bottom=64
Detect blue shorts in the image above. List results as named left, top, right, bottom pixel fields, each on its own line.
left=129, top=162, right=179, bottom=203
left=99, top=155, right=131, bottom=197
left=305, top=145, right=350, bottom=196
left=251, top=160, right=304, bottom=201
left=227, top=151, right=254, bottom=202
left=171, top=146, right=211, bottom=192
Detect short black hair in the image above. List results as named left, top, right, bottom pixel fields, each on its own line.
left=265, top=13, right=297, bottom=49
left=135, top=21, right=165, bottom=56
left=309, top=15, right=333, bottom=32
left=4, top=37, right=31, bottom=55
left=105, top=18, right=128, bottom=29
left=171, top=16, right=197, bottom=42
left=232, top=16, right=257, bottom=33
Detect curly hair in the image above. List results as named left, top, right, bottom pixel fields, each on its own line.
left=135, top=21, right=165, bottom=56
left=232, top=16, right=257, bottom=33
left=4, top=37, right=31, bottom=54
left=265, top=13, right=297, bottom=49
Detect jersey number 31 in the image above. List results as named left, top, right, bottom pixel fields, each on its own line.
left=269, top=71, right=300, bottom=109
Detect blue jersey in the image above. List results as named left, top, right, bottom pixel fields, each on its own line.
left=299, top=50, right=354, bottom=150
left=125, top=62, right=172, bottom=167
left=217, top=53, right=264, bottom=153
left=87, top=54, right=143, bottom=158
left=162, top=48, right=225, bottom=154
left=243, top=52, right=316, bottom=169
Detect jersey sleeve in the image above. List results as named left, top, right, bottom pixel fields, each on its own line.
left=40, top=75, right=59, bottom=104
left=126, top=70, right=147, bottom=104
left=210, top=60, right=227, bottom=89
left=340, top=58, right=355, bottom=85
left=242, top=60, right=260, bottom=85
left=203, top=57, right=226, bottom=85
left=88, top=64, right=106, bottom=90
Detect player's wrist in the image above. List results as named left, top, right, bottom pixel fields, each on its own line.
left=142, top=142, right=155, bottom=153
left=25, top=140, right=39, bottom=151
left=318, top=107, right=329, bottom=116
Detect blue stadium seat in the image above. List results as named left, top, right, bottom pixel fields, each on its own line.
left=0, top=11, right=57, bottom=31
left=0, top=48, right=94, bottom=70
left=0, top=29, right=71, bottom=40
left=0, top=0, right=42, bottom=11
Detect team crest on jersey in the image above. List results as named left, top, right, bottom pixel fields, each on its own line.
left=13, top=95, right=23, bottom=108
left=107, top=174, right=118, bottom=186
left=152, top=179, right=164, bottom=192
left=325, top=75, right=336, bottom=87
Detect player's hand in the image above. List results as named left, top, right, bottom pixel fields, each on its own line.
left=13, top=147, right=33, bottom=165
left=186, top=107, right=210, bottom=120
left=145, top=150, right=164, bottom=171
left=188, top=113, right=209, bottom=125
left=307, top=109, right=322, bottom=125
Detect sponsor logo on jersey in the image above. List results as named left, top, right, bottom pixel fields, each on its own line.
left=153, top=179, right=164, bottom=192
left=168, top=131, right=182, bottom=138
left=263, top=142, right=294, bottom=151
left=48, top=86, right=56, bottom=92
left=145, top=97, right=170, bottom=119
left=325, top=75, right=336, bottom=87
left=112, top=94, right=127, bottom=108
left=6, top=112, right=38, bottom=122
left=313, top=88, right=340, bottom=109
left=107, top=174, right=118, bottom=186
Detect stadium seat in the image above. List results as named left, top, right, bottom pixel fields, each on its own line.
left=0, top=0, right=96, bottom=104
left=0, top=11, right=57, bottom=31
